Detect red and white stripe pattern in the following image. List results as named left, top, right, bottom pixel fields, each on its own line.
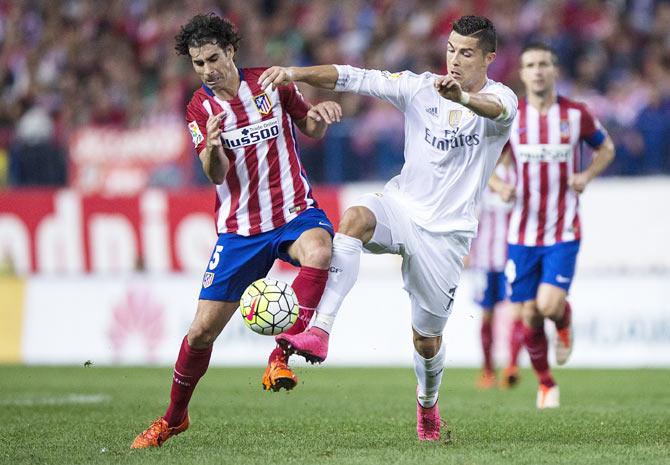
left=186, top=68, right=315, bottom=236
left=507, top=96, right=598, bottom=246
left=470, top=163, right=515, bottom=272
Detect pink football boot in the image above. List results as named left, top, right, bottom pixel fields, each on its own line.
left=416, top=387, right=447, bottom=441
left=275, top=326, right=329, bottom=364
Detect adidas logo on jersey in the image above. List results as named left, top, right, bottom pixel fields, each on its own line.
left=425, top=107, right=438, bottom=117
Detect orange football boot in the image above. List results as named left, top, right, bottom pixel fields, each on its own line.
left=499, top=365, right=520, bottom=389
left=476, top=369, right=497, bottom=389
left=262, top=358, right=298, bottom=392
left=131, top=415, right=189, bottom=449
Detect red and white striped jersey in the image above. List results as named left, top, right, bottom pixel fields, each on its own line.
left=186, top=67, right=316, bottom=236
left=507, top=96, right=606, bottom=246
left=469, top=163, right=516, bottom=272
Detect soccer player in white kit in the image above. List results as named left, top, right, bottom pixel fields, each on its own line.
left=489, top=43, right=614, bottom=409
left=259, top=16, right=517, bottom=441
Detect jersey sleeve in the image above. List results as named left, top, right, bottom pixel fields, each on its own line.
left=186, top=99, right=210, bottom=155
left=278, top=83, right=310, bottom=120
left=578, top=104, right=607, bottom=148
left=333, top=65, right=423, bottom=112
left=488, top=83, right=518, bottom=128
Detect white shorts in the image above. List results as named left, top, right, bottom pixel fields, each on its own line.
left=352, top=192, right=471, bottom=337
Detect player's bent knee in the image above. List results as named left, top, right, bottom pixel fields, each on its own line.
left=186, top=325, right=217, bottom=349
left=413, top=332, right=442, bottom=359
left=338, top=206, right=376, bottom=242
left=536, top=298, right=564, bottom=319
left=536, top=285, right=567, bottom=318
left=538, top=303, right=563, bottom=319
left=299, top=242, right=332, bottom=269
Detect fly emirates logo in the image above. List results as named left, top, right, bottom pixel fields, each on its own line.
left=424, top=127, right=481, bottom=151
left=516, top=144, right=572, bottom=163
left=222, top=117, right=280, bottom=149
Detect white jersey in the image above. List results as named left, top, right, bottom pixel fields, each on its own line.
left=469, top=163, right=516, bottom=271
left=334, top=65, right=517, bottom=235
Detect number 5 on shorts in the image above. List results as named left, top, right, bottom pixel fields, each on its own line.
left=208, top=245, right=224, bottom=271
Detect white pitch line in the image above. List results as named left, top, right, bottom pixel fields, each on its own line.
left=0, top=394, right=111, bottom=406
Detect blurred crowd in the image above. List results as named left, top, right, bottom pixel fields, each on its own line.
left=1, top=0, right=669, bottom=188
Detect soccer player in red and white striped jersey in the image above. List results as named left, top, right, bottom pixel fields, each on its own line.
left=469, top=163, right=524, bottom=389
left=132, top=14, right=342, bottom=448
left=186, top=67, right=319, bottom=236
left=490, top=42, right=614, bottom=408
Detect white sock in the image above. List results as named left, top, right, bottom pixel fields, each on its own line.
left=312, top=233, right=362, bottom=333
left=414, top=344, right=445, bottom=408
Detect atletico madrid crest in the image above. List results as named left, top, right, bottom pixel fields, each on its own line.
left=560, top=120, right=570, bottom=140
left=203, top=272, right=215, bottom=288
left=254, top=92, right=272, bottom=115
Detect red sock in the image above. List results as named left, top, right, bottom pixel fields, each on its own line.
left=481, top=319, right=494, bottom=372
left=163, top=336, right=212, bottom=426
left=555, top=301, right=572, bottom=330
left=267, top=266, right=329, bottom=363
left=524, top=325, right=555, bottom=387
left=287, top=266, right=329, bottom=334
left=509, top=318, right=525, bottom=368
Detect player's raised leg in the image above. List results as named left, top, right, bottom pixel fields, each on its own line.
left=536, top=283, right=572, bottom=366
left=132, top=299, right=237, bottom=448
left=264, top=224, right=331, bottom=390
left=276, top=206, right=375, bottom=362
left=555, top=300, right=572, bottom=364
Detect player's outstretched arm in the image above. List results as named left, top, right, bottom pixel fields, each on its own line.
left=199, top=111, right=229, bottom=185
left=295, top=101, right=342, bottom=139
left=569, top=134, right=615, bottom=193
left=258, top=65, right=339, bottom=91
left=434, top=74, right=508, bottom=121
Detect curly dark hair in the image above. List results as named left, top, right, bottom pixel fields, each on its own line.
left=452, top=16, right=497, bottom=54
left=175, top=13, right=241, bottom=56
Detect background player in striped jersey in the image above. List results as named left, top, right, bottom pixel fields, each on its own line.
left=259, top=16, right=517, bottom=441
left=468, top=162, right=524, bottom=389
left=132, top=14, right=342, bottom=448
left=489, top=42, right=614, bottom=409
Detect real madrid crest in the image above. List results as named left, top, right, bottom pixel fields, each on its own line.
left=448, top=109, right=462, bottom=128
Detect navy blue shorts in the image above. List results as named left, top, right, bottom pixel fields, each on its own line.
left=506, top=240, right=580, bottom=303
left=199, top=208, right=334, bottom=302
left=474, top=270, right=507, bottom=309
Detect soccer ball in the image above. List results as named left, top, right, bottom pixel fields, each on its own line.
left=239, top=278, right=299, bottom=336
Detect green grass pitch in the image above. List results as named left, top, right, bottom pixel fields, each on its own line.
left=1, top=366, right=668, bottom=465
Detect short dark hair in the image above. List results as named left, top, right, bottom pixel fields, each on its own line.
left=452, top=16, right=497, bottom=54
left=175, top=13, right=241, bottom=56
left=521, top=42, right=559, bottom=65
